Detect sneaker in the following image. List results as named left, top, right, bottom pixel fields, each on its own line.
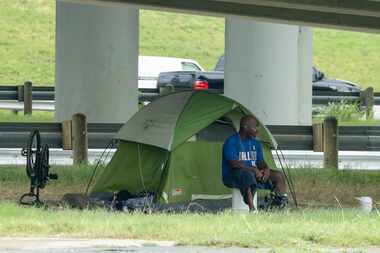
left=273, top=193, right=288, bottom=209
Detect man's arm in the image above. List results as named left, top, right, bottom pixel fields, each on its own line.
left=256, top=143, right=270, bottom=181
left=257, top=160, right=268, bottom=170
left=229, top=160, right=263, bottom=179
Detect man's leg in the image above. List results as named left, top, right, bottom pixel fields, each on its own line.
left=269, top=169, right=287, bottom=193
left=231, top=169, right=257, bottom=211
left=268, top=170, right=288, bottom=208
left=246, top=187, right=254, bottom=211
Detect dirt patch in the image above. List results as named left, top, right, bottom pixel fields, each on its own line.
left=1, top=167, right=380, bottom=209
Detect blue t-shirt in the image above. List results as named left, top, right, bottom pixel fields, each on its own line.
left=222, top=133, right=264, bottom=182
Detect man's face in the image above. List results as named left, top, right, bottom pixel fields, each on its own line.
left=244, top=118, right=258, bottom=138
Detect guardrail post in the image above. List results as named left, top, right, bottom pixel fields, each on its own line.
left=23, top=81, right=32, bottom=115
left=312, top=123, right=323, bottom=152
left=17, top=85, right=24, bottom=102
left=360, top=87, right=374, bottom=120
left=323, top=117, right=338, bottom=169
left=11, top=85, right=24, bottom=114
left=72, top=113, right=88, bottom=165
left=62, top=120, right=72, bottom=150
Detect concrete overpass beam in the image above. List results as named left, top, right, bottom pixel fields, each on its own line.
left=224, top=18, right=312, bottom=125
left=56, top=0, right=139, bottom=123
left=67, top=0, right=380, bottom=33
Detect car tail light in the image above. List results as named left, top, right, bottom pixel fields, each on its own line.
left=193, top=80, right=209, bottom=90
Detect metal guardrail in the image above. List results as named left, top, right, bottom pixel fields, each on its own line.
left=338, top=126, right=380, bottom=151
left=0, top=86, right=157, bottom=102
left=1, top=123, right=380, bottom=151
left=0, top=86, right=54, bottom=100
left=1, top=86, right=380, bottom=105
left=267, top=125, right=313, bottom=150
left=0, top=123, right=121, bottom=149
left=312, top=90, right=380, bottom=105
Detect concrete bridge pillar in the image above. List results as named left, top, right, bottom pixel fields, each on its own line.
left=224, top=18, right=312, bottom=125
left=56, top=1, right=139, bottom=123
left=297, top=26, right=313, bottom=125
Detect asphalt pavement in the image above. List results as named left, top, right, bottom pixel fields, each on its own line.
left=0, top=237, right=257, bottom=253
left=1, top=237, right=379, bottom=253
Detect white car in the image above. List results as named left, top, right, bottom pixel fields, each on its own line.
left=138, top=56, right=204, bottom=91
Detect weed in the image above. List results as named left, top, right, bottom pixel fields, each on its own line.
left=313, top=100, right=365, bottom=122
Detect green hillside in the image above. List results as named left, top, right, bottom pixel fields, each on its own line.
left=0, top=0, right=380, bottom=90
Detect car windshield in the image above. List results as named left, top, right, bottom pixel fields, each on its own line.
left=182, top=62, right=202, bottom=71
left=313, top=67, right=325, bottom=82
left=214, top=55, right=224, bottom=71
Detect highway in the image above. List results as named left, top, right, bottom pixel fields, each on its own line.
left=1, top=102, right=380, bottom=119
left=0, top=101, right=54, bottom=111
left=0, top=102, right=379, bottom=170
left=1, top=148, right=379, bottom=170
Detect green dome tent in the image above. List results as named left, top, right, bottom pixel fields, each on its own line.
left=90, top=91, right=278, bottom=204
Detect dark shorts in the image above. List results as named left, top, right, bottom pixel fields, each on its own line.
left=223, top=169, right=274, bottom=205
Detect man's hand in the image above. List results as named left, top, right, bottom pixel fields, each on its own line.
left=251, top=167, right=264, bottom=180
left=262, top=168, right=270, bottom=182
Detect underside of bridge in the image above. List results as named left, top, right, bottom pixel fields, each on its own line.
left=66, top=0, right=380, bottom=33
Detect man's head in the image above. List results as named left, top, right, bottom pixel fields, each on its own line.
left=239, top=115, right=259, bottom=138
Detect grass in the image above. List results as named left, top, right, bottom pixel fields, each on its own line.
left=1, top=166, right=380, bottom=248
left=0, top=109, right=54, bottom=122
left=1, top=165, right=379, bottom=207
left=291, top=169, right=380, bottom=207
left=1, top=1, right=380, bottom=91
left=0, top=165, right=92, bottom=201
left=139, top=10, right=225, bottom=72
left=338, top=120, right=380, bottom=126
left=314, top=118, right=380, bottom=127
left=2, top=107, right=380, bottom=125
left=0, top=202, right=379, bottom=249
left=0, top=0, right=55, bottom=85
left=314, top=29, right=380, bottom=90
left=312, top=100, right=380, bottom=125
left=313, top=118, right=380, bottom=126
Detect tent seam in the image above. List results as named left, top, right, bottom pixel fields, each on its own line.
left=168, top=91, right=194, bottom=151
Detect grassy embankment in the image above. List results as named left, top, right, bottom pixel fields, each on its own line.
left=0, top=110, right=53, bottom=122
left=0, top=0, right=380, bottom=90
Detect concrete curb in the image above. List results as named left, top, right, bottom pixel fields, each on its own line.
left=0, top=237, right=176, bottom=250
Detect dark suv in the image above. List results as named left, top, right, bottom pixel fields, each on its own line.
left=215, top=55, right=361, bottom=93
left=312, top=67, right=360, bottom=92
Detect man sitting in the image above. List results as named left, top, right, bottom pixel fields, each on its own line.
left=222, top=115, right=288, bottom=210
